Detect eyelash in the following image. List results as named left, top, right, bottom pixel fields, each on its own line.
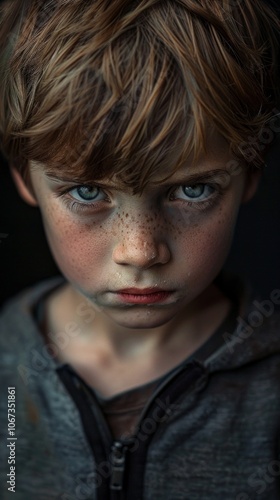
left=55, top=183, right=223, bottom=215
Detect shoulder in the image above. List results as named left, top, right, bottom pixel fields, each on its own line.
left=0, top=276, right=67, bottom=401
left=0, top=276, right=66, bottom=357
left=206, top=274, right=280, bottom=376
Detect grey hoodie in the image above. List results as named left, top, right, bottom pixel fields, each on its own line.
left=0, top=274, right=280, bottom=500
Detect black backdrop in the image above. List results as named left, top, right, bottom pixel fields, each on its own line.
left=0, top=138, right=279, bottom=307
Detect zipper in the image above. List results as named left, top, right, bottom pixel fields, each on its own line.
left=122, top=358, right=205, bottom=435
left=58, top=359, right=207, bottom=500
left=80, top=357, right=204, bottom=447
left=110, top=441, right=128, bottom=491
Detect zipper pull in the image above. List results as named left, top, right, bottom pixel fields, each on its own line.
left=110, top=441, right=128, bottom=491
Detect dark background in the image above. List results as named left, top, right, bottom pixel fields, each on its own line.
left=0, top=136, right=279, bottom=307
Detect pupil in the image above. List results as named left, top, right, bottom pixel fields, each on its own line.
left=183, top=184, right=204, bottom=198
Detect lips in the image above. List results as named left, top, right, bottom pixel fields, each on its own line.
left=118, top=288, right=166, bottom=294
left=115, top=288, right=172, bottom=304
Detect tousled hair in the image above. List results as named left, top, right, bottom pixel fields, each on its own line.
left=0, top=0, right=279, bottom=192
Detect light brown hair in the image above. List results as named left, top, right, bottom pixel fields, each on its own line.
left=0, top=0, right=279, bottom=191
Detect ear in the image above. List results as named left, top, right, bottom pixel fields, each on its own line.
left=241, top=168, right=262, bottom=204
left=10, top=165, right=38, bottom=207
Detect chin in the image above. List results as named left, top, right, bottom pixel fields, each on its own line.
left=106, top=308, right=175, bottom=330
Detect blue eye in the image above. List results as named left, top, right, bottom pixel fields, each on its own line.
left=172, top=184, right=215, bottom=202
left=70, top=186, right=106, bottom=202
left=56, top=183, right=111, bottom=214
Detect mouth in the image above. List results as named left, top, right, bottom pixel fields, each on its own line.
left=115, top=288, right=173, bottom=304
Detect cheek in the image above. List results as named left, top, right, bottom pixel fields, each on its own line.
left=174, top=203, right=239, bottom=279
left=190, top=223, right=231, bottom=268
left=42, top=212, right=110, bottom=283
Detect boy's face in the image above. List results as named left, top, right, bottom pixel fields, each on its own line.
left=12, top=131, right=260, bottom=330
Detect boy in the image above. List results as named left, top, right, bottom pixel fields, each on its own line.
left=0, top=0, right=280, bottom=498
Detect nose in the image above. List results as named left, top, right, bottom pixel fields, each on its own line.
left=112, top=224, right=171, bottom=269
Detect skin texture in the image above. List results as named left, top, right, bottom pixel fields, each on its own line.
left=12, top=131, right=261, bottom=395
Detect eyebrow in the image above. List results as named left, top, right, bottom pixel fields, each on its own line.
left=157, top=169, right=231, bottom=186
left=44, top=168, right=231, bottom=186
left=44, top=172, right=90, bottom=184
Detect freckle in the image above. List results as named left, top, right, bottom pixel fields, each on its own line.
left=125, top=213, right=129, bottom=218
